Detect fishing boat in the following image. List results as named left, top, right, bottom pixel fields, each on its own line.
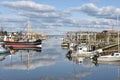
left=97, top=53, right=120, bottom=62
left=3, top=20, right=42, bottom=49
left=4, top=39, right=42, bottom=49
left=75, top=43, right=97, bottom=57
left=66, top=43, right=97, bottom=58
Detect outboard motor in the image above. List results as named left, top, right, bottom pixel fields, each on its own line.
left=92, top=53, right=99, bottom=61
left=66, top=50, right=72, bottom=61
left=66, top=50, right=72, bottom=57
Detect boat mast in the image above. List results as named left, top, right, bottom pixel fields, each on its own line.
left=117, top=15, right=119, bottom=53
left=27, top=20, right=31, bottom=39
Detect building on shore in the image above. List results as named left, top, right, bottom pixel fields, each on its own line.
left=0, top=30, right=46, bottom=42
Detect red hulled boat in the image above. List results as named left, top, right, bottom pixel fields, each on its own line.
left=4, top=39, right=42, bottom=49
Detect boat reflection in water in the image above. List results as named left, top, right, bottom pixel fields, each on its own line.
left=0, top=52, right=11, bottom=61
left=2, top=48, right=65, bottom=71
left=66, top=53, right=120, bottom=68
left=98, top=61, right=120, bottom=80
left=97, top=61, right=120, bottom=66
left=3, top=48, right=43, bottom=70
left=12, top=47, right=42, bottom=52
left=66, top=54, right=98, bottom=68
left=0, top=47, right=17, bottom=61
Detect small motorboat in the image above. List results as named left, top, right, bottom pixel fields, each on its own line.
left=61, top=41, right=69, bottom=48
left=0, top=45, right=10, bottom=54
left=75, top=43, right=97, bottom=57
left=67, top=43, right=97, bottom=58
left=97, top=53, right=120, bottom=62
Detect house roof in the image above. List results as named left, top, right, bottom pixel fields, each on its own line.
left=107, top=30, right=117, bottom=34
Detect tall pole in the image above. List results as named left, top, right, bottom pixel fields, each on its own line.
left=27, top=19, right=31, bottom=39
left=117, top=15, right=119, bottom=53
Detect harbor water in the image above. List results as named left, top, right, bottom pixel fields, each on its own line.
left=0, top=37, right=120, bottom=80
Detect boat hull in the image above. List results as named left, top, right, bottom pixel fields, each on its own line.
left=4, top=39, right=42, bottom=49
left=98, top=57, right=120, bottom=62
left=5, top=44, right=41, bottom=48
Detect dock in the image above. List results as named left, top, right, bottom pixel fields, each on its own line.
left=62, top=30, right=120, bottom=55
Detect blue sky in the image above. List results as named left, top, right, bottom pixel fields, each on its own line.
left=0, top=0, right=120, bottom=35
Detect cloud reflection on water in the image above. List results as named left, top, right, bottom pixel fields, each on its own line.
left=2, top=38, right=65, bottom=70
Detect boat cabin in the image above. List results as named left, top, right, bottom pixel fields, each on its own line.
left=77, top=43, right=91, bottom=52
left=111, top=53, right=120, bottom=57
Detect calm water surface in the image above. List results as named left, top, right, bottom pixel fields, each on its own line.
left=0, top=37, right=120, bottom=80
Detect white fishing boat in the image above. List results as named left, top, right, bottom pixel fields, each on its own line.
left=75, top=43, right=97, bottom=57
left=97, top=53, right=120, bottom=62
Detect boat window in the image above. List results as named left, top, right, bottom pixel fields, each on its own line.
left=79, top=48, right=82, bottom=50
left=115, top=54, right=119, bottom=56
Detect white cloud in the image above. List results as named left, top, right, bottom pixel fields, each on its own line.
left=66, top=3, right=120, bottom=19
left=2, top=1, right=55, bottom=12
left=19, top=11, right=61, bottom=20
left=81, top=0, right=100, bottom=3
left=2, top=1, right=120, bottom=34
left=0, top=17, right=27, bottom=22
